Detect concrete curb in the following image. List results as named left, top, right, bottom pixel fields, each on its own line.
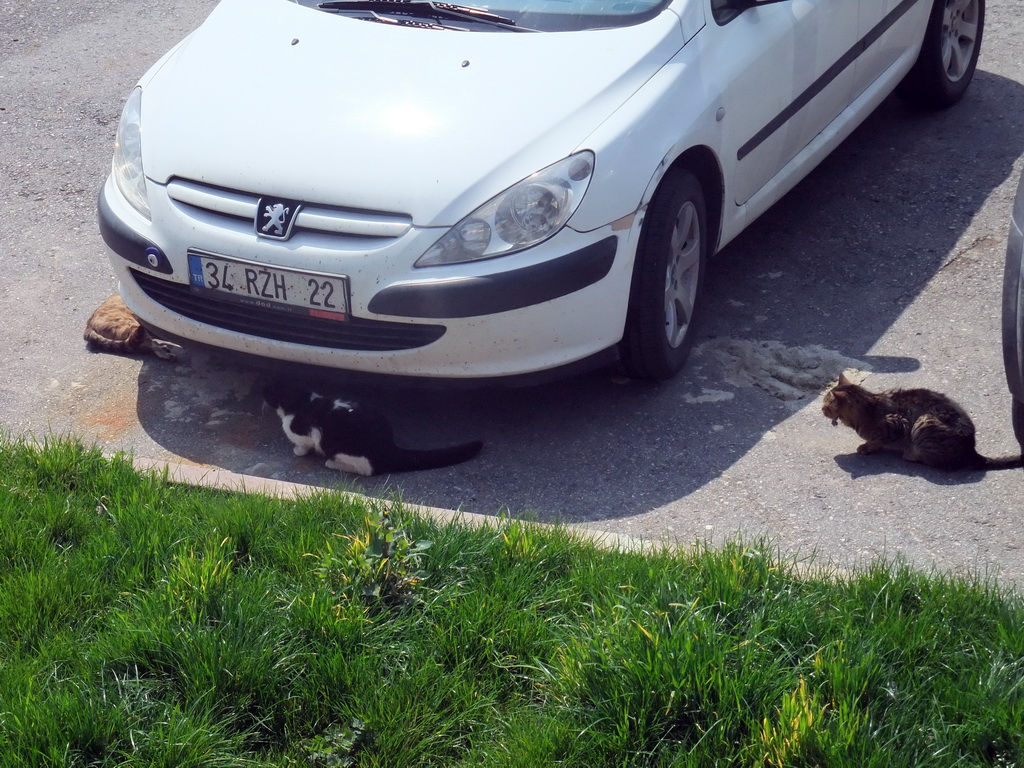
left=128, top=456, right=655, bottom=554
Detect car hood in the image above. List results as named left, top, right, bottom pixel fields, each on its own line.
left=141, top=0, right=689, bottom=227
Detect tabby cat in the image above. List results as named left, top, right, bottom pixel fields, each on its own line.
left=83, top=294, right=180, bottom=360
left=264, top=380, right=483, bottom=476
left=821, top=373, right=1023, bottom=471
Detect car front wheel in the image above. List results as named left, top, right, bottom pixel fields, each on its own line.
left=897, top=0, right=984, bottom=108
left=619, top=168, right=708, bottom=381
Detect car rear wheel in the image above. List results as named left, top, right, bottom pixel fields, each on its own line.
left=897, top=0, right=984, bottom=108
left=618, top=168, right=707, bottom=381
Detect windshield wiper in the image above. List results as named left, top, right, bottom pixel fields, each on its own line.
left=318, top=0, right=534, bottom=31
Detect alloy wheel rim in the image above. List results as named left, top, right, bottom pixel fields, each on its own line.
left=664, top=201, right=701, bottom=348
left=942, top=0, right=979, bottom=82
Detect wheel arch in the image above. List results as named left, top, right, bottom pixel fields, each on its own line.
left=653, top=145, right=725, bottom=256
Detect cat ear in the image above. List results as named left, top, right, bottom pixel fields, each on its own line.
left=837, top=372, right=853, bottom=387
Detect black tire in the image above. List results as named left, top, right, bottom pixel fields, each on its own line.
left=1002, top=177, right=1024, bottom=450
left=1002, top=238, right=1024, bottom=435
left=1012, top=399, right=1024, bottom=453
left=896, top=0, right=984, bottom=108
left=618, top=168, right=708, bottom=381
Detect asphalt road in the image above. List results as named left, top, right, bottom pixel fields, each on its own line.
left=3, top=0, right=1024, bottom=582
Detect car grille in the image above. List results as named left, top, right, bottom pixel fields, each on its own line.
left=130, top=270, right=446, bottom=351
left=164, top=178, right=413, bottom=240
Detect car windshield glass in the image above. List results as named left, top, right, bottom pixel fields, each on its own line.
left=296, top=0, right=668, bottom=31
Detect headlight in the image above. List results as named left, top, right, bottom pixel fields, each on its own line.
left=416, top=151, right=594, bottom=267
left=112, top=87, right=150, bottom=218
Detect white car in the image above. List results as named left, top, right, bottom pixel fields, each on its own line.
left=99, top=0, right=983, bottom=383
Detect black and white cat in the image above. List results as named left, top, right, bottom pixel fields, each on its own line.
left=263, top=381, right=483, bottom=476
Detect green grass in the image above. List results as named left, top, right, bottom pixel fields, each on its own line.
left=1, top=434, right=1023, bottom=766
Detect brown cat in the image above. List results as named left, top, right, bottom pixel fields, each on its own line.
left=83, top=294, right=181, bottom=360
left=822, top=373, right=1023, bottom=471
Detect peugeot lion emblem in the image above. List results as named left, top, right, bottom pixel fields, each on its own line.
left=256, top=196, right=302, bottom=240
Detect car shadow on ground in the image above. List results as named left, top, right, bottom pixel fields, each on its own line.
left=131, top=72, right=1024, bottom=523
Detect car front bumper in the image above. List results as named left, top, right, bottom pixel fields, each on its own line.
left=98, top=175, right=637, bottom=380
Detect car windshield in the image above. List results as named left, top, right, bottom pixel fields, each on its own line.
left=296, top=0, right=669, bottom=32
left=480, top=0, right=667, bottom=30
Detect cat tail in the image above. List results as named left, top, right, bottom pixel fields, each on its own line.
left=83, top=326, right=144, bottom=354
left=976, top=453, right=1024, bottom=471
left=377, top=440, right=483, bottom=473
left=84, top=326, right=181, bottom=360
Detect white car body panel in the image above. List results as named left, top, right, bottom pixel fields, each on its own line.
left=717, top=0, right=860, bottom=206
left=735, top=39, right=927, bottom=246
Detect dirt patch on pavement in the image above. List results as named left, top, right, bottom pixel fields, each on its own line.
left=696, top=338, right=870, bottom=403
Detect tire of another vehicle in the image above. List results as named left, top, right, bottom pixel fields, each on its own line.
left=1012, top=399, right=1024, bottom=451
left=1002, top=189, right=1024, bottom=450
left=1002, top=268, right=1024, bottom=448
left=896, top=0, right=984, bottom=108
left=618, top=168, right=708, bottom=381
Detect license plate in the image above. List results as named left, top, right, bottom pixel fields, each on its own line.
left=187, top=250, right=350, bottom=321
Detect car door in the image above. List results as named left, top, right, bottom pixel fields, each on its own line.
left=709, top=0, right=861, bottom=206
left=853, top=0, right=931, bottom=98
